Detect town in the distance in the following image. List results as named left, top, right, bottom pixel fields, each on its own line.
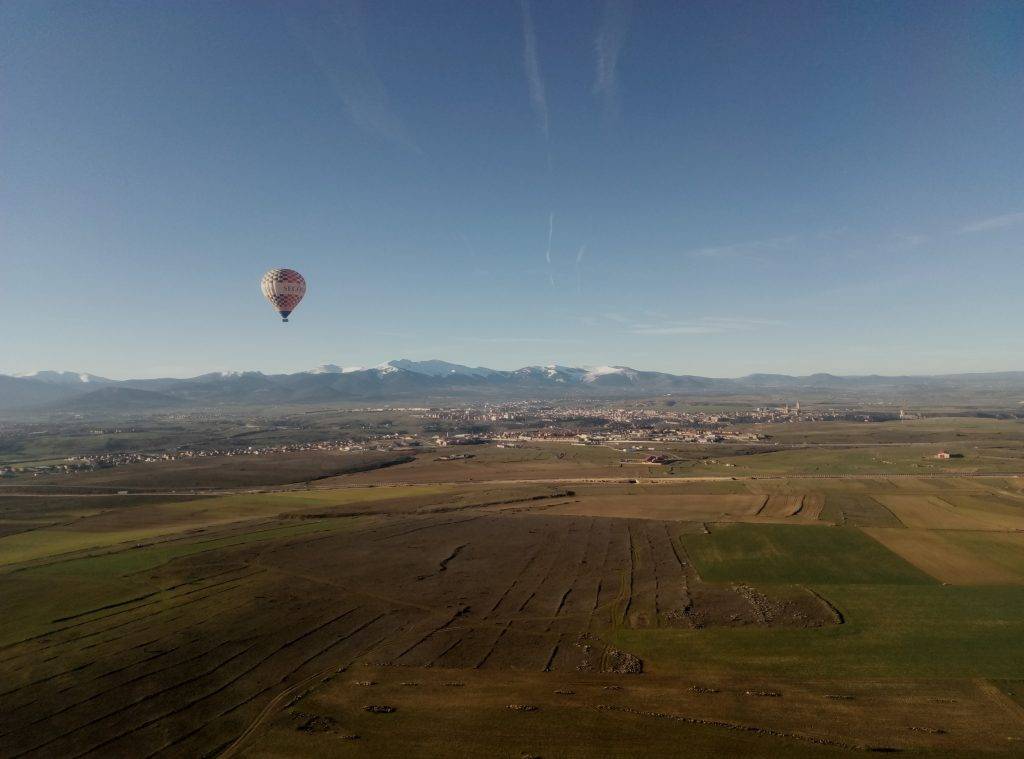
left=0, top=358, right=990, bottom=481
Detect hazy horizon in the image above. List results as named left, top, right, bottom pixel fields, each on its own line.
left=4, top=1, right=1023, bottom=378
left=8, top=357, right=1024, bottom=383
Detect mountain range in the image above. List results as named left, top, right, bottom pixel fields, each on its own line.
left=3, top=359, right=1024, bottom=413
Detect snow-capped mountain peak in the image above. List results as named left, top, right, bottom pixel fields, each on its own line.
left=583, top=366, right=639, bottom=383
left=511, top=365, right=587, bottom=383
left=386, top=359, right=497, bottom=378
left=14, top=370, right=111, bottom=385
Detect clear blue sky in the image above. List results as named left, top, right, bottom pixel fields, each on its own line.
left=4, top=1, right=1023, bottom=378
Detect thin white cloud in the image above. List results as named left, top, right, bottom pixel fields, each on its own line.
left=602, top=313, right=632, bottom=324
left=459, top=336, right=584, bottom=344
left=628, top=325, right=723, bottom=335
left=889, top=232, right=928, bottom=249
left=959, top=211, right=1024, bottom=234
left=625, top=316, right=784, bottom=336
left=286, top=1, right=419, bottom=152
left=593, top=0, right=633, bottom=117
left=687, top=235, right=797, bottom=260
left=520, top=0, right=549, bottom=141
left=545, top=213, right=555, bottom=264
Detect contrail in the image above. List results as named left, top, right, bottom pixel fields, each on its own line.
left=593, top=0, right=633, bottom=118
left=545, top=212, right=555, bottom=287
left=286, top=1, right=420, bottom=153
left=520, top=0, right=549, bottom=141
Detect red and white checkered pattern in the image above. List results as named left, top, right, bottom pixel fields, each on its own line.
left=261, top=268, right=306, bottom=316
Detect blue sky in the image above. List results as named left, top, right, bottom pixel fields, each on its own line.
left=3, top=0, right=1023, bottom=378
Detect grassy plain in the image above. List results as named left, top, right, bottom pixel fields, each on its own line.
left=3, top=418, right=1024, bottom=756
left=682, top=523, right=935, bottom=584
left=0, top=486, right=454, bottom=566
left=612, top=584, right=1024, bottom=680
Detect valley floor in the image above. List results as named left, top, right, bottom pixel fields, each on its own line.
left=1, top=445, right=1023, bottom=756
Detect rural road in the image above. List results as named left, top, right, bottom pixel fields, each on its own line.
left=2, top=471, right=1022, bottom=498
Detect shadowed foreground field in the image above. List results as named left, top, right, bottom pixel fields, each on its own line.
left=1, top=453, right=1023, bottom=756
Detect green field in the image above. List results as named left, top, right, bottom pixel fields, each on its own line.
left=682, top=523, right=936, bottom=584
left=1, top=518, right=364, bottom=646
left=613, top=585, right=1024, bottom=680
left=25, top=519, right=346, bottom=579
left=0, top=485, right=461, bottom=566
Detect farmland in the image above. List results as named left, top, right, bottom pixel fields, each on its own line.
left=1, top=418, right=1024, bottom=756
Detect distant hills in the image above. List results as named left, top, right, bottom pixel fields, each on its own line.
left=3, top=359, right=1024, bottom=413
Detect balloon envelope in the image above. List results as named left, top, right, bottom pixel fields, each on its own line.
left=261, top=269, right=306, bottom=322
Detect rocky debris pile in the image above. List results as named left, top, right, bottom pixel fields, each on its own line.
left=689, top=685, right=720, bottom=694
left=363, top=705, right=396, bottom=713
left=733, top=584, right=778, bottom=623
left=691, top=582, right=839, bottom=629
left=662, top=603, right=694, bottom=624
left=595, top=704, right=866, bottom=751
left=605, top=648, right=643, bottom=674
left=571, top=633, right=643, bottom=674
left=573, top=635, right=597, bottom=672
left=292, top=712, right=341, bottom=733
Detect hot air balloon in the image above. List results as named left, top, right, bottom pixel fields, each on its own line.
left=261, top=268, right=306, bottom=322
